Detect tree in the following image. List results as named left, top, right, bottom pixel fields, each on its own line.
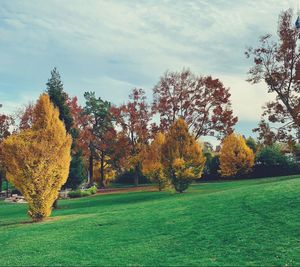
left=46, top=68, right=73, bottom=132
left=246, top=136, right=258, bottom=153
left=219, top=133, right=254, bottom=177
left=152, top=69, right=238, bottom=139
left=111, top=88, right=151, bottom=186
left=246, top=9, right=300, bottom=143
left=162, top=118, right=206, bottom=193
left=1, top=94, right=72, bottom=221
left=83, top=92, right=114, bottom=188
left=47, top=69, right=86, bottom=193
left=0, top=105, right=12, bottom=192
left=143, top=132, right=169, bottom=191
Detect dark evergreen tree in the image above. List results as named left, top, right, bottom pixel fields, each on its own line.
left=46, top=68, right=86, bottom=195
left=46, top=67, right=73, bottom=132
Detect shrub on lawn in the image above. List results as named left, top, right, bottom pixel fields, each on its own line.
left=219, top=133, right=255, bottom=178
left=1, top=94, right=72, bottom=222
left=162, top=118, right=206, bottom=193
left=68, top=186, right=97, bottom=198
left=253, top=144, right=298, bottom=177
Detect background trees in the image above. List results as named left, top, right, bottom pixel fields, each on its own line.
left=152, top=70, right=238, bottom=139
left=112, top=88, right=151, bottom=186
left=82, top=92, right=115, bottom=187
left=246, top=9, right=300, bottom=144
left=162, top=118, right=206, bottom=193
left=1, top=94, right=71, bottom=221
left=142, top=132, right=168, bottom=191
left=0, top=105, right=12, bottom=192
left=219, top=133, right=254, bottom=177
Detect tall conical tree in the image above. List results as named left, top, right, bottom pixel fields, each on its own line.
left=46, top=68, right=86, bottom=195
left=46, top=68, right=73, bottom=132
left=1, top=94, right=72, bottom=221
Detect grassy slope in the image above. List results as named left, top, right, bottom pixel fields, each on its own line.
left=0, top=176, right=300, bottom=266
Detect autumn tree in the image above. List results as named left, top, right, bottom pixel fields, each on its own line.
left=0, top=105, right=12, bottom=192
left=83, top=92, right=115, bottom=188
left=219, top=133, right=254, bottom=177
left=152, top=69, right=237, bottom=139
left=1, top=94, right=72, bottom=221
left=143, top=132, right=169, bottom=191
left=112, top=88, right=151, bottom=186
left=246, top=9, right=300, bottom=143
left=162, top=118, right=206, bottom=193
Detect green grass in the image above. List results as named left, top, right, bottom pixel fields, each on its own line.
left=1, top=175, right=300, bottom=266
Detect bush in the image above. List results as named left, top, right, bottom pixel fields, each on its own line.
left=68, top=186, right=97, bottom=198
left=253, top=144, right=299, bottom=177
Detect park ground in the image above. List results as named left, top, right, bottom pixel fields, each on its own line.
left=0, top=175, right=300, bottom=266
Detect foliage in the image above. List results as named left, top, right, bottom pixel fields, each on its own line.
left=143, top=132, right=169, bottom=191
left=1, top=94, right=72, bottom=221
left=46, top=67, right=73, bottom=132
left=256, top=144, right=290, bottom=166
left=93, top=160, right=116, bottom=187
left=152, top=69, right=237, bottom=139
left=246, top=136, right=258, bottom=153
left=246, top=9, right=300, bottom=143
left=219, top=133, right=255, bottom=177
left=162, top=118, right=206, bottom=193
left=64, top=150, right=87, bottom=190
left=68, top=185, right=97, bottom=198
left=83, top=92, right=115, bottom=187
left=111, top=88, right=151, bottom=186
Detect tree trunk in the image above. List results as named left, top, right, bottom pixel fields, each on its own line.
left=89, top=147, right=94, bottom=186
left=134, top=165, right=139, bottom=186
left=99, top=151, right=105, bottom=189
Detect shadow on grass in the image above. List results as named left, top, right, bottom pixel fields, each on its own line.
left=60, top=190, right=172, bottom=212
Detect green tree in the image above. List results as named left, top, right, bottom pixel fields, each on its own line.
left=46, top=68, right=73, bottom=132
left=83, top=92, right=114, bottom=188
left=46, top=68, right=86, bottom=202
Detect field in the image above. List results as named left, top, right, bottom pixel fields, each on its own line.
left=0, top=175, right=300, bottom=266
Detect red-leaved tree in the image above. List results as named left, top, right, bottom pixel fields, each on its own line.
left=152, top=70, right=237, bottom=139
left=111, top=88, right=151, bottom=186
left=246, top=9, right=300, bottom=144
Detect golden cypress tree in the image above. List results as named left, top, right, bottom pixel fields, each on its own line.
left=143, top=132, right=169, bottom=191
left=162, top=118, right=206, bottom=193
left=1, top=94, right=72, bottom=221
left=219, top=133, right=254, bottom=177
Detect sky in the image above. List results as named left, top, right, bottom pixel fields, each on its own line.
left=0, top=0, right=298, bottom=146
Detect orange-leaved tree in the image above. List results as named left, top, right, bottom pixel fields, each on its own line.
left=143, top=132, right=169, bottom=191
left=1, top=94, right=72, bottom=221
left=219, top=133, right=254, bottom=177
left=162, top=118, right=206, bottom=193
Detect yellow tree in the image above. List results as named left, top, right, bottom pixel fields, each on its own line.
left=219, top=133, right=254, bottom=177
left=143, top=132, right=169, bottom=191
left=162, top=118, right=206, bottom=193
left=1, top=94, right=72, bottom=221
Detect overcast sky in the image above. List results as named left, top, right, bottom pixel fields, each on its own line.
left=0, top=0, right=298, bottom=145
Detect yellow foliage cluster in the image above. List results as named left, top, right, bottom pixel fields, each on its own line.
left=142, top=133, right=169, bottom=191
left=161, top=118, right=206, bottom=193
left=93, top=161, right=116, bottom=186
left=219, top=133, right=254, bottom=177
left=1, top=94, right=72, bottom=221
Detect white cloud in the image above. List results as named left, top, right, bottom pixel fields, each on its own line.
left=0, top=0, right=297, bottom=129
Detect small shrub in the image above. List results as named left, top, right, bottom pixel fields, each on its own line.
left=68, top=186, right=97, bottom=198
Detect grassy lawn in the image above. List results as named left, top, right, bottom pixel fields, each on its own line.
left=0, top=175, right=300, bottom=266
